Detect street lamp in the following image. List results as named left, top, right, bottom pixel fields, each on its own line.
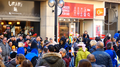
left=48, top=0, right=64, bottom=42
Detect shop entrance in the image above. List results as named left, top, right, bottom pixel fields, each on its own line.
left=58, top=18, right=80, bottom=39
left=0, top=21, right=40, bottom=37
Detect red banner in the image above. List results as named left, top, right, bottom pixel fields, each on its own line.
left=59, top=2, right=94, bottom=19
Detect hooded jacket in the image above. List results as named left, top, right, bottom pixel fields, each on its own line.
left=38, top=52, right=65, bottom=67
left=75, top=48, right=90, bottom=67
left=7, top=58, right=17, bottom=67
left=17, top=47, right=24, bottom=55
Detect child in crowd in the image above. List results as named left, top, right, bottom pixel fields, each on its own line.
left=17, top=42, right=25, bottom=55
left=10, top=46, right=17, bottom=59
left=16, top=54, right=26, bottom=67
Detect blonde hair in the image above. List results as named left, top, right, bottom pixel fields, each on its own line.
left=90, top=40, right=97, bottom=47
left=18, top=42, right=24, bottom=47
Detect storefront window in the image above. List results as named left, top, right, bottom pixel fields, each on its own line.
left=0, top=21, right=40, bottom=37
left=58, top=18, right=80, bottom=39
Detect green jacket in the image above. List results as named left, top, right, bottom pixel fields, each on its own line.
left=75, top=48, right=90, bottom=67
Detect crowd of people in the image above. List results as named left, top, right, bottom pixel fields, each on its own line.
left=0, top=31, right=120, bottom=67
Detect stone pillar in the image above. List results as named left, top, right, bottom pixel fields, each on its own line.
left=40, top=1, right=55, bottom=40
left=118, top=4, right=120, bottom=31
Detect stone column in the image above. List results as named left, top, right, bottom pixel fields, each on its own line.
left=40, top=1, right=55, bottom=40
left=118, top=4, right=120, bottom=31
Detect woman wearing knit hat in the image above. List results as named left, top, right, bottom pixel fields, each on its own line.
left=75, top=42, right=90, bottom=67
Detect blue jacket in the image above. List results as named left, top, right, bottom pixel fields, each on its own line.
left=17, top=47, right=24, bottom=55
left=105, top=49, right=117, bottom=67
left=92, top=48, right=113, bottom=67
left=31, top=39, right=41, bottom=50
left=25, top=53, right=38, bottom=61
left=114, top=33, right=119, bottom=39
left=89, top=46, right=96, bottom=53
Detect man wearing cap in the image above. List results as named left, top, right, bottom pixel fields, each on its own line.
left=75, top=42, right=90, bottom=67
left=92, top=41, right=112, bottom=67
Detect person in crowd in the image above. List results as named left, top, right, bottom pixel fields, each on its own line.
left=21, top=60, right=33, bottom=67
left=0, top=33, right=4, bottom=43
left=44, top=37, right=48, bottom=43
left=6, top=58, right=17, bottom=67
left=89, top=40, right=97, bottom=53
left=24, top=35, right=31, bottom=42
left=16, top=54, right=26, bottom=67
left=92, top=41, right=113, bottom=67
left=105, top=36, right=111, bottom=49
left=31, top=36, right=41, bottom=50
left=95, top=37, right=101, bottom=42
left=27, top=42, right=31, bottom=52
left=24, top=47, right=28, bottom=56
left=111, top=38, right=118, bottom=52
left=72, top=38, right=78, bottom=51
left=8, top=41, right=13, bottom=51
left=83, top=31, right=89, bottom=38
left=75, top=42, right=90, bottom=67
left=48, top=38, right=57, bottom=46
left=26, top=48, right=38, bottom=67
left=24, top=39, right=30, bottom=47
left=35, top=47, right=48, bottom=67
left=0, top=37, right=10, bottom=62
left=16, top=35, right=24, bottom=47
left=59, top=37, right=69, bottom=53
left=82, top=34, right=91, bottom=51
left=87, top=54, right=105, bottom=67
left=17, top=42, right=25, bottom=55
left=103, top=33, right=111, bottom=50
left=59, top=48, right=71, bottom=67
left=105, top=42, right=117, bottom=67
left=78, top=59, right=92, bottom=67
left=0, top=60, right=5, bottom=67
left=6, top=29, right=11, bottom=39
left=8, top=36, right=17, bottom=47
left=10, top=46, right=17, bottom=59
left=37, top=45, right=65, bottom=67
left=114, top=31, right=120, bottom=39
left=54, top=44, right=60, bottom=52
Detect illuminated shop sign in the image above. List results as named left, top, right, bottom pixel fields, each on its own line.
left=59, top=2, right=94, bottom=19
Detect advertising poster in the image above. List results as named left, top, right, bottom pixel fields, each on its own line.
left=96, top=25, right=101, bottom=36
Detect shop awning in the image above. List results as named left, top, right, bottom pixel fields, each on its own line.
left=0, top=15, right=40, bottom=22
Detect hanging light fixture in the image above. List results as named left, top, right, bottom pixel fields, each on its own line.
left=8, top=22, right=12, bottom=25
left=48, top=0, right=56, bottom=7
left=58, top=0, right=64, bottom=8
left=17, top=22, right=20, bottom=25
left=1, top=22, right=4, bottom=25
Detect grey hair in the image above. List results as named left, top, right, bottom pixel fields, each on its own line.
left=59, top=48, right=66, bottom=53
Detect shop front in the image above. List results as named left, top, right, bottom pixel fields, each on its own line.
left=58, top=2, right=94, bottom=40
left=0, top=0, right=40, bottom=37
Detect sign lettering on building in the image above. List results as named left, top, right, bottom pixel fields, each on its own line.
left=59, top=2, right=94, bottom=19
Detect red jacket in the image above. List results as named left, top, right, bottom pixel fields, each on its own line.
left=24, top=42, right=28, bottom=47
left=62, top=55, right=71, bottom=67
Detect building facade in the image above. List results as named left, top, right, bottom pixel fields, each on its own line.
left=0, top=0, right=120, bottom=41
